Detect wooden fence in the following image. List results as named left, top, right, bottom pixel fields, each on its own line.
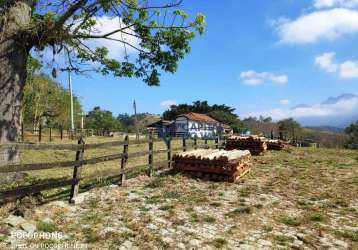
left=0, top=133, right=223, bottom=204
left=20, top=125, right=118, bottom=142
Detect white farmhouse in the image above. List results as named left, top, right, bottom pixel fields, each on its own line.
left=147, top=112, right=230, bottom=139
left=175, top=112, right=224, bottom=139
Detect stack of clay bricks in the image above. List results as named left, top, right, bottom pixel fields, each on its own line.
left=172, top=149, right=251, bottom=182
left=225, top=136, right=267, bottom=155
left=265, top=139, right=289, bottom=150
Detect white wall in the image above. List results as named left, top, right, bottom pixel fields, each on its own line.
left=175, top=117, right=188, bottom=134
left=187, top=121, right=218, bottom=138
left=174, top=116, right=220, bottom=138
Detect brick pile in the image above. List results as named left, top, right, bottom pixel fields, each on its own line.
left=172, top=149, right=251, bottom=182
left=265, top=139, right=289, bottom=150
left=225, top=136, right=267, bottom=155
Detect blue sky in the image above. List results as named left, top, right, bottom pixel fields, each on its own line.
left=54, top=0, right=358, bottom=125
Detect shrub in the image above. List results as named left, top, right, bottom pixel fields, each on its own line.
left=203, top=216, right=216, bottom=223
left=226, top=206, right=252, bottom=217
left=37, top=221, right=58, bottom=233
left=281, top=216, right=302, bottom=227
left=211, top=238, right=228, bottom=248
left=310, top=212, right=324, bottom=222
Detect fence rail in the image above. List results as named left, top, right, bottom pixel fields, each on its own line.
left=0, top=133, right=223, bottom=203
left=0, top=137, right=167, bottom=152
left=20, top=126, right=130, bottom=142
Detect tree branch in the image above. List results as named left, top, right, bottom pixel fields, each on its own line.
left=54, top=0, right=88, bottom=30
left=123, top=0, right=183, bottom=10
left=73, top=24, right=136, bottom=39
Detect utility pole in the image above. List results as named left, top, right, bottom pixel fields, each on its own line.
left=133, top=100, right=139, bottom=141
left=69, top=71, right=75, bottom=132
left=81, top=115, right=84, bottom=130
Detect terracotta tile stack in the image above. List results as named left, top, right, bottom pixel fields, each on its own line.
left=266, top=139, right=289, bottom=150
left=172, top=149, right=251, bottom=182
left=225, top=136, right=267, bottom=155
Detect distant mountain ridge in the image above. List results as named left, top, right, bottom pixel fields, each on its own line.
left=291, top=104, right=310, bottom=110
left=290, top=93, right=358, bottom=128
left=321, top=93, right=358, bottom=105
left=305, top=126, right=344, bottom=134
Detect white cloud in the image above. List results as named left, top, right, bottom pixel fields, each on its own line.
left=244, top=96, right=358, bottom=121
left=314, top=0, right=358, bottom=8
left=315, top=52, right=358, bottom=79
left=240, top=70, right=288, bottom=85
left=280, top=99, right=290, bottom=105
left=160, top=100, right=177, bottom=109
left=315, top=52, right=338, bottom=73
left=82, top=16, right=140, bottom=60
left=314, top=0, right=336, bottom=8
left=30, top=16, right=140, bottom=78
left=275, top=8, right=358, bottom=44
left=340, top=60, right=358, bottom=78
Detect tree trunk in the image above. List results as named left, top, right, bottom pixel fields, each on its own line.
left=0, top=1, right=33, bottom=167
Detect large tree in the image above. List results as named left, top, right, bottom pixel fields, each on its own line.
left=0, top=0, right=205, bottom=165
left=86, top=106, right=121, bottom=131
left=278, top=118, right=302, bottom=139
left=345, top=121, right=358, bottom=145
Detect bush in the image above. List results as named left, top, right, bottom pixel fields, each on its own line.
left=281, top=216, right=302, bottom=227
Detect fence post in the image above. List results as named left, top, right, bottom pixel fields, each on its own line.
left=21, top=122, right=24, bottom=142
left=38, top=124, right=42, bottom=142
left=148, top=131, right=153, bottom=177
left=194, top=138, right=198, bottom=150
left=167, top=138, right=172, bottom=168
left=60, top=126, right=63, bottom=140
left=215, top=136, right=219, bottom=149
left=49, top=127, right=52, bottom=142
left=182, top=138, right=186, bottom=152
left=69, top=137, right=85, bottom=203
left=120, top=135, right=129, bottom=186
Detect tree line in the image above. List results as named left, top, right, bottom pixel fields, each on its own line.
left=23, top=59, right=83, bottom=132
left=163, top=101, right=247, bottom=133
left=21, top=81, right=358, bottom=148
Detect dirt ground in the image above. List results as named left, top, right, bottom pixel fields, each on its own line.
left=1, top=147, right=357, bottom=249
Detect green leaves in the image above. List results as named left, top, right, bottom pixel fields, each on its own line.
left=26, top=55, right=42, bottom=78
left=174, top=10, right=189, bottom=19
left=28, top=1, right=206, bottom=87
left=23, top=75, right=83, bottom=128
left=86, top=107, right=122, bottom=131
left=195, top=13, right=206, bottom=34
left=32, top=11, right=57, bottom=23
left=345, top=121, right=358, bottom=144
left=278, top=118, right=302, bottom=138
left=162, top=101, right=244, bottom=130
left=139, top=9, right=149, bottom=20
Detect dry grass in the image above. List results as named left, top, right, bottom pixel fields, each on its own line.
left=2, top=136, right=215, bottom=199
left=1, top=139, right=357, bottom=249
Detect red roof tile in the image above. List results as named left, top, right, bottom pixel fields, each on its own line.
left=178, top=112, right=218, bottom=123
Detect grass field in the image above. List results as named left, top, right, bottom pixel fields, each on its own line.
left=1, top=144, right=357, bottom=249
left=3, top=136, right=213, bottom=198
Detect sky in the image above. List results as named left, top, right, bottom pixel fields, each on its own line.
left=54, top=0, right=358, bottom=126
